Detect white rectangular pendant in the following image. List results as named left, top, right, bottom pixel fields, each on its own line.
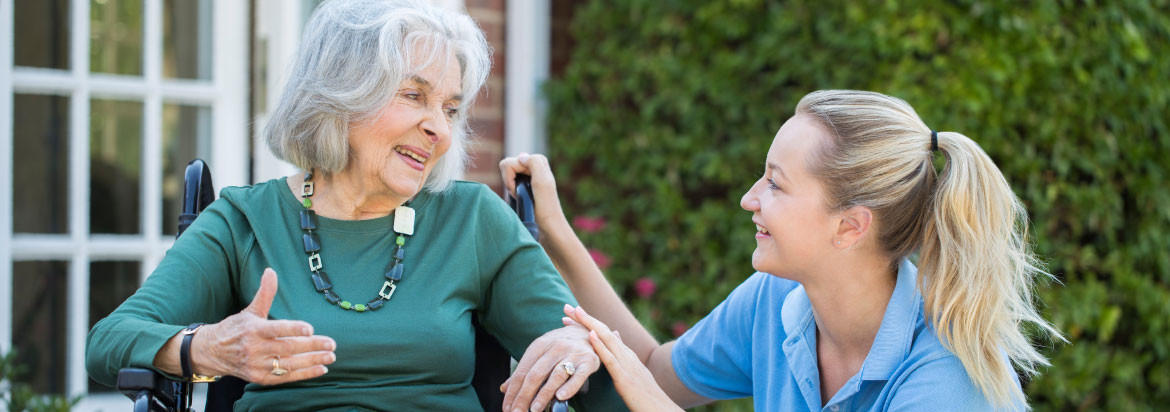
left=394, top=206, right=415, bottom=236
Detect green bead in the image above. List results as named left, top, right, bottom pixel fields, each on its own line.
left=339, top=301, right=352, bottom=310
left=302, top=198, right=312, bottom=208
left=353, top=304, right=367, bottom=312
left=396, top=235, right=405, bottom=246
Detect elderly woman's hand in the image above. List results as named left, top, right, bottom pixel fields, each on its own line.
left=499, top=153, right=565, bottom=228
left=499, top=320, right=600, bottom=412
left=182, top=269, right=337, bottom=385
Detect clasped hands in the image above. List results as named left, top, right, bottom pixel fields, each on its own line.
left=501, top=303, right=667, bottom=412
left=499, top=306, right=599, bottom=412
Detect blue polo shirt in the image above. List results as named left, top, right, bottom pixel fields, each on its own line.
left=672, top=260, right=1013, bottom=411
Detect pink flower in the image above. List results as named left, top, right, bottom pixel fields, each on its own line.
left=671, top=321, right=689, bottom=337
left=588, top=249, right=611, bottom=269
left=634, top=277, right=656, bottom=299
left=573, top=216, right=606, bottom=233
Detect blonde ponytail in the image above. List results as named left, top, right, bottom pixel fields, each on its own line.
left=796, top=90, right=1062, bottom=409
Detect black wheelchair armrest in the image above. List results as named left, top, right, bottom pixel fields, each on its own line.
left=117, top=367, right=184, bottom=412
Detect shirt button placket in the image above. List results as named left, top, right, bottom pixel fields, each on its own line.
left=829, top=405, right=840, bottom=411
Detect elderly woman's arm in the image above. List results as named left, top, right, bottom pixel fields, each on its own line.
left=499, top=154, right=711, bottom=409
left=464, top=184, right=627, bottom=412
left=85, top=199, right=335, bottom=387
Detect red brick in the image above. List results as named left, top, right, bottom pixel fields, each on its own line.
left=465, top=0, right=504, bottom=10
left=469, top=118, right=504, bottom=143
left=471, top=78, right=504, bottom=120
left=470, top=20, right=507, bottom=78
left=465, top=133, right=504, bottom=190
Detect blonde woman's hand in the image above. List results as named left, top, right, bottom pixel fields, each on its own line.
left=565, top=305, right=685, bottom=412
left=498, top=153, right=566, bottom=228
left=182, top=268, right=337, bottom=385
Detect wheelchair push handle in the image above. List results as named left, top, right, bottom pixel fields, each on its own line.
left=177, top=158, right=214, bottom=238
left=508, top=174, right=540, bottom=242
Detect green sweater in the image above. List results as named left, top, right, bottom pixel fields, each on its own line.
left=86, top=178, right=624, bottom=411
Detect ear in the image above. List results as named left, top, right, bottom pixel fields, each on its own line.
left=833, top=206, right=873, bottom=249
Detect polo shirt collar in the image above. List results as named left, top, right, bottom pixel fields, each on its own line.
left=778, top=259, right=921, bottom=381
left=781, top=281, right=812, bottom=339
left=859, top=259, right=920, bottom=381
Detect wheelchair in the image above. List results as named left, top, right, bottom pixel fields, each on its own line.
left=115, top=159, right=571, bottom=412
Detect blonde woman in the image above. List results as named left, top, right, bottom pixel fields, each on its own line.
left=499, top=90, right=1061, bottom=411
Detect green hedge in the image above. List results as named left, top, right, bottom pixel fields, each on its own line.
left=543, top=0, right=1170, bottom=410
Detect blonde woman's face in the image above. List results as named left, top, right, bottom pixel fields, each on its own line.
left=347, top=49, right=462, bottom=199
left=740, top=114, right=838, bottom=279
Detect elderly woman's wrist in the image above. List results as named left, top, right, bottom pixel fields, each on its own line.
left=153, top=332, right=186, bottom=376
left=189, top=324, right=224, bottom=377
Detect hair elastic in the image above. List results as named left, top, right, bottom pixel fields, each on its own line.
left=930, top=130, right=938, bottom=152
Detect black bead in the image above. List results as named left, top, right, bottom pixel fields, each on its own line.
left=304, top=169, right=314, bottom=181
left=311, top=271, right=333, bottom=292
left=385, top=263, right=404, bottom=281
left=300, top=210, right=317, bottom=230
left=393, top=246, right=405, bottom=261
left=323, top=290, right=341, bottom=304
left=366, top=298, right=385, bottom=311
left=303, top=233, right=321, bottom=253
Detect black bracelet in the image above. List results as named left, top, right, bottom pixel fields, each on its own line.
left=180, top=323, right=204, bottom=381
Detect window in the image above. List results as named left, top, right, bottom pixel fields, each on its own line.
left=2, top=0, right=247, bottom=409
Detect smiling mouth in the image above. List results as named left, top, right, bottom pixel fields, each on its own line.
left=755, top=224, right=770, bottom=235
left=394, top=145, right=429, bottom=163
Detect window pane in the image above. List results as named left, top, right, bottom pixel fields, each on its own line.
left=90, top=0, right=143, bottom=76
left=11, top=261, right=70, bottom=395
left=163, top=0, right=213, bottom=80
left=15, top=0, right=70, bottom=69
left=90, top=99, right=142, bottom=234
left=162, top=104, right=212, bottom=235
left=88, top=260, right=141, bottom=393
left=14, top=94, right=71, bottom=234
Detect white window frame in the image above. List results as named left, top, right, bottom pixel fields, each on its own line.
left=1, top=0, right=248, bottom=409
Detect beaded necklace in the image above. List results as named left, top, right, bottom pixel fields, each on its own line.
left=297, top=169, right=413, bottom=312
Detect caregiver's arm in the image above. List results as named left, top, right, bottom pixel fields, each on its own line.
left=499, top=154, right=709, bottom=408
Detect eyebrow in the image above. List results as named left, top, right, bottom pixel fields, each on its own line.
left=407, top=75, right=463, bottom=102
left=766, top=162, right=789, bottom=182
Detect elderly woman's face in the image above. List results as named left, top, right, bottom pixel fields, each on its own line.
left=347, top=51, right=462, bottom=199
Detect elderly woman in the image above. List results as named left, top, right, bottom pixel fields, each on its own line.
left=501, top=90, right=1061, bottom=411
left=85, top=1, right=620, bottom=410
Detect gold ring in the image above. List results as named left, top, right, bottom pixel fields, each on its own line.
left=271, top=357, right=289, bottom=376
left=560, top=361, right=576, bottom=376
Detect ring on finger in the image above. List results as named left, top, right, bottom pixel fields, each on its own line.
left=559, top=361, right=576, bottom=376
left=271, top=356, right=289, bottom=376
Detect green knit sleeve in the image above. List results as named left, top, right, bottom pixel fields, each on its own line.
left=85, top=196, right=247, bottom=387
left=469, top=184, right=629, bottom=412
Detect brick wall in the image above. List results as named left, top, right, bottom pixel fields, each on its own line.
left=462, top=0, right=584, bottom=195
left=464, top=0, right=506, bottom=194
left=550, top=1, right=580, bottom=77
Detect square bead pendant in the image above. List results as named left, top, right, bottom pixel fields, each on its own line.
left=394, top=206, right=415, bottom=235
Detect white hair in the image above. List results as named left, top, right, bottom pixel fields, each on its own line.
left=265, top=0, right=491, bottom=193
